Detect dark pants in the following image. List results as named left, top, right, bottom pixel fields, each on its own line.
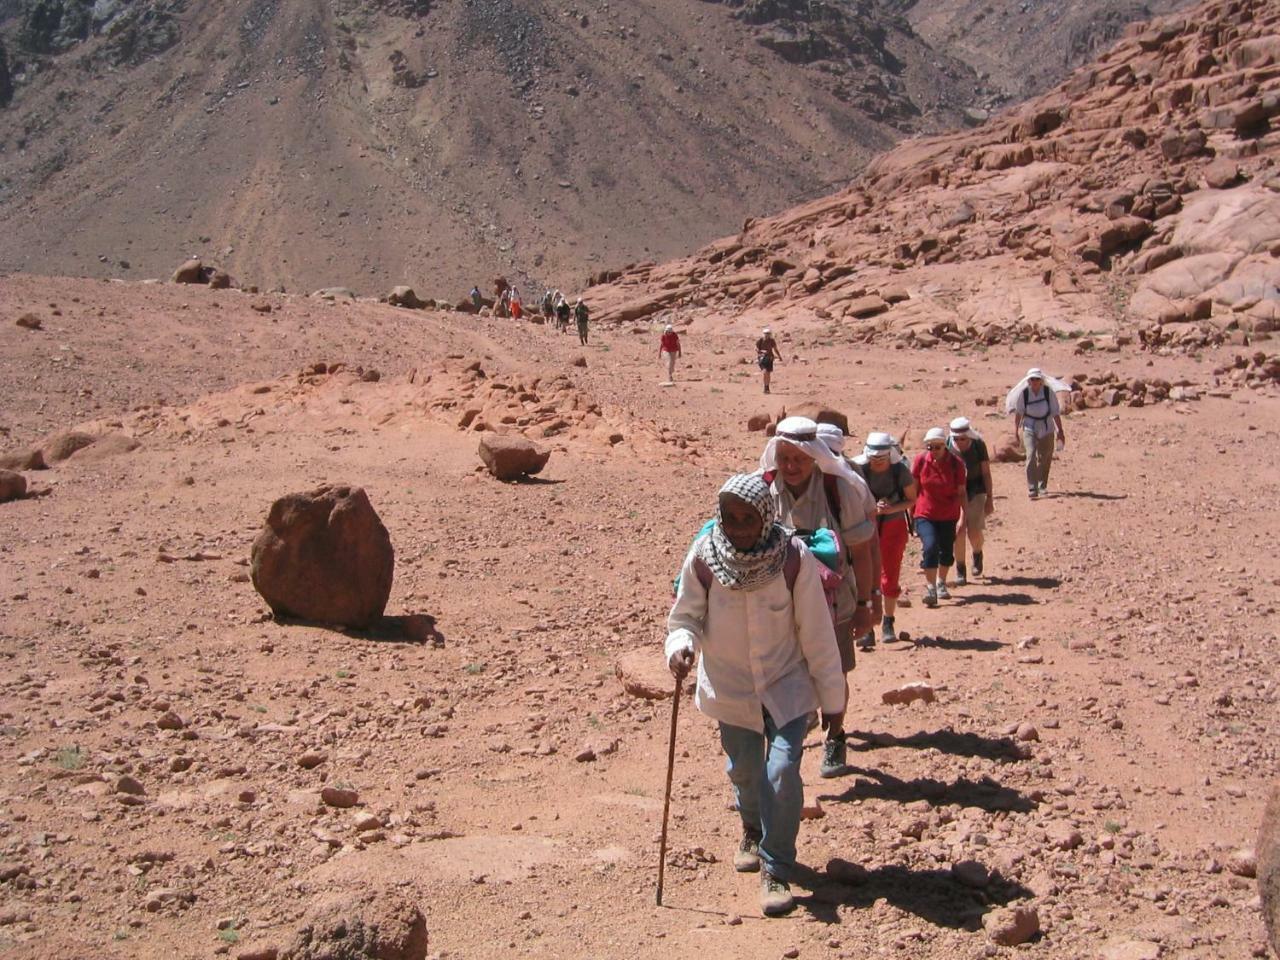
left=916, top=517, right=957, bottom=569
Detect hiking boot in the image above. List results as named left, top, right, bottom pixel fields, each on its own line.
left=760, top=870, right=795, bottom=916
left=819, top=736, right=847, bottom=779
left=923, top=585, right=938, bottom=608
left=936, top=581, right=951, bottom=601
left=856, top=629, right=876, bottom=651
left=881, top=617, right=898, bottom=643
left=954, top=562, right=967, bottom=587
left=1039, top=482, right=1048, bottom=496
left=734, top=827, right=762, bottom=873
left=1028, top=487, right=1038, bottom=500
left=972, top=552, right=983, bottom=577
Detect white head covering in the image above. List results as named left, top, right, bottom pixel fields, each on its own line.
left=762, top=326, right=772, bottom=335
left=924, top=427, right=946, bottom=444
left=948, top=416, right=984, bottom=443
left=815, top=422, right=845, bottom=455
left=854, top=430, right=903, bottom=467
left=663, top=323, right=674, bottom=333
left=1005, top=367, right=1072, bottom=414
left=760, top=416, right=862, bottom=486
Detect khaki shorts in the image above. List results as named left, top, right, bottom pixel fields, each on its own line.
left=961, top=493, right=987, bottom=536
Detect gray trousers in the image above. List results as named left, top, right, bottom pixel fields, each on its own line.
left=1023, top=429, right=1055, bottom=490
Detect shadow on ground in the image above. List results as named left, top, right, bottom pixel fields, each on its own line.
left=1050, top=490, right=1126, bottom=501
left=848, top=728, right=1027, bottom=762
left=826, top=768, right=1038, bottom=813
left=793, top=861, right=1034, bottom=929
left=907, top=634, right=1006, bottom=652
left=981, top=575, right=1061, bottom=589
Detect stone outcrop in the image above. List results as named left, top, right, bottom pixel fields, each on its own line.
left=279, top=890, right=427, bottom=960
left=1261, top=780, right=1280, bottom=956
left=0, top=469, right=26, bottom=503
left=478, top=436, right=551, bottom=481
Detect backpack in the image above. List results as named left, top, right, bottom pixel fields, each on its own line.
left=686, top=535, right=844, bottom=626
left=1022, top=386, right=1052, bottom=423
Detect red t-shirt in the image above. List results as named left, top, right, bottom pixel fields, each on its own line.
left=911, top=450, right=966, bottom=521
left=660, top=332, right=681, bottom=353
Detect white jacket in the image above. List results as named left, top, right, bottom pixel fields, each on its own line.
left=665, top=540, right=846, bottom=734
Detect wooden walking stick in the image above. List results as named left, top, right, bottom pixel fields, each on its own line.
left=656, top=673, right=683, bottom=906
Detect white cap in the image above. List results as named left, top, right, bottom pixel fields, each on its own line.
left=924, top=427, right=946, bottom=443
left=664, top=324, right=674, bottom=333
left=866, top=431, right=895, bottom=450
left=949, top=417, right=971, bottom=434
left=1027, top=367, right=1045, bottom=380
left=762, top=326, right=772, bottom=334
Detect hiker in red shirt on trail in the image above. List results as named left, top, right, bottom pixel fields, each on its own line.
left=911, top=427, right=967, bottom=609
left=659, top=324, right=681, bottom=382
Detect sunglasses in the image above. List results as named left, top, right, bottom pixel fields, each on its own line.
left=926, top=443, right=944, bottom=451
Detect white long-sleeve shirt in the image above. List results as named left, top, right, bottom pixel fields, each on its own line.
left=664, top=540, right=846, bottom=734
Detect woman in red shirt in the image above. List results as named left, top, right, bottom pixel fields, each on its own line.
left=659, top=324, right=682, bottom=382
left=910, top=427, right=967, bottom=607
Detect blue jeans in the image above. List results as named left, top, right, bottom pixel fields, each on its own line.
left=915, top=516, right=957, bottom=569
left=718, top=711, right=809, bottom=880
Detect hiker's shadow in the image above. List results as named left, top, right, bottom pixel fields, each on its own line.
left=827, top=768, right=1038, bottom=813
left=982, top=575, right=1060, bottom=589
left=508, top=476, right=565, bottom=486
left=793, top=861, right=1035, bottom=930
left=1052, top=490, right=1126, bottom=501
left=907, top=634, right=1006, bottom=652
left=848, top=728, right=1027, bottom=763
left=957, top=591, right=1037, bottom=606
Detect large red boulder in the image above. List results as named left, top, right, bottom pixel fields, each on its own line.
left=250, top=485, right=394, bottom=628
left=280, top=890, right=427, bottom=960
left=0, top=469, right=26, bottom=503
left=1261, top=780, right=1280, bottom=956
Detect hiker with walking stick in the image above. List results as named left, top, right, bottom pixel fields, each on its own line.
left=665, top=473, right=845, bottom=916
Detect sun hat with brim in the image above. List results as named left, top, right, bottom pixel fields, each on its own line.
left=924, top=427, right=946, bottom=444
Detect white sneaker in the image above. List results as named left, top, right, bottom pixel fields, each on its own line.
left=936, top=582, right=951, bottom=601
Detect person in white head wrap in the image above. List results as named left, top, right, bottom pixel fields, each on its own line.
left=665, top=473, right=846, bottom=916
left=755, top=327, right=784, bottom=394
left=815, top=422, right=846, bottom=458
left=850, top=432, right=917, bottom=647
left=910, top=427, right=967, bottom=607
left=1007, top=368, right=1068, bottom=498
left=947, top=417, right=993, bottom=584
left=659, top=323, right=682, bottom=382
left=760, top=416, right=880, bottom=778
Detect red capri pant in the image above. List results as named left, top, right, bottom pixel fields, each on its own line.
left=879, top=515, right=910, bottom=599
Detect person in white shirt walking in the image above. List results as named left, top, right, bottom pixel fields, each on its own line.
left=667, top=473, right=845, bottom=918
left=1008, top=367, right=1068, bottom=499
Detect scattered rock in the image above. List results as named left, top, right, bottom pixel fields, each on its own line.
left=279, top=890, right=427, bottom=960
left=387, top=286, right=426, bottom=309
left=15, top=313, right=42, bottom=330
left=155, top=711, right=185, bottom=731
left=297, top=752, right=328, bottom=770
left=747, top=412, right=772, bottom=432
left=1227, top=846, right=1257, bottom=878
left=477, top=435, right=551, bottom=481
left=40, top=431, right=97, bottom=464
left=784, top=402, right=848, bottom=435
left=0, top=448, right=44, bottom=471
left=952, top=860, right=990, bottom=888
left=250, top=484, right=395, bottom=628
left=1015, top=722, right=1040, bottom=742
left=1099, top=939, right=1161, bottom=960
left=172, top=259, right=204, bottom=284
left=571, top=355, right=588, bottom=368
left=983, top=904, right=1040, bottom=946
left=615, top=649, right=675, bottom=700
left=881, top=682, right=936, bottom=706
left=0, top=470, right=26, bottom=503
left=319, top=786, right=359, bottom=809
left=115, top=775, right=145, bottom=796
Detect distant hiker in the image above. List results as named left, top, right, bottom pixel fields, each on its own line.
left=660, top=324, right=681, bottom=381
left=851, top=432, right=917, bottom=648
left=761, top=416, right=879, bottom=778
left=510, top=287, right=523, bottom=321
left=911, top=427, right=966, bottom=608
left=541, top=288, right=554, bottom=321
left=553, top=291, right=570, bottom=333
left=756, top=327, right=784, bottom=394
left=947, top=417, right=993, bottom=584
left=574, top=298, right=590, bottom=345
left=667, top=473, right=845, bottom=918
left=1008, top=367, right=1067, bottom=499
left=497, top=288, right=510, bottom=319
left=470, top=286, right=483, bottom=311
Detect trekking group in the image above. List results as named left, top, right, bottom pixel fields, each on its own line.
left=663, top=366, right=1067, bottom=917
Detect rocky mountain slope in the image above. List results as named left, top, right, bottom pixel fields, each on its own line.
left=0, top=0, right=985, bottom=295
left=0, top=0, right=1193, bottom=296
left=585, top=0, right=1279, bottom=357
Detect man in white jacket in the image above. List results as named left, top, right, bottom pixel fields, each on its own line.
left=667, top=473, right=846, bottom=917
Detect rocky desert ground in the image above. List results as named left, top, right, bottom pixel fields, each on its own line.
left=0, top=261, right=1277, bottom=959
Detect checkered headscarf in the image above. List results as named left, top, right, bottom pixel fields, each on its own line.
left=695, top=474, right=789, bottom=591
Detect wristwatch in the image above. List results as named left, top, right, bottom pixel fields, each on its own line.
left=855, top=599, right=871, bottom=608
